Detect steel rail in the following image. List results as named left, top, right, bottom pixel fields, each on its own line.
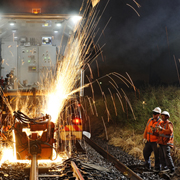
left=71, top=161, right=85, bottom=180
left=28, top=159, right=84, bottom=179
left=30, top=155, right=38, bottom=180
left=84, top=135, right=143, bottom=180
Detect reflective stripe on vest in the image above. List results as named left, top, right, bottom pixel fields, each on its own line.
left=146, top=118, right=153, bottom=127
left=146, top=118, right=161, bottom=141
left=155, top=118, right=161, bottom=128
left=147, top=132, right=153, bottom=135
left=167, top=143, right=173, bottom=146
left=159, top=133, right=173, bottom=138
left=146, top=118, right=160, bottom=128
left=160, top=121, right=173, bottom=138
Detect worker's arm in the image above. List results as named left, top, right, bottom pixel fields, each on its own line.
left=161, top=123, right=173, bottom=135
left=143, top=124, right=148, bottom=139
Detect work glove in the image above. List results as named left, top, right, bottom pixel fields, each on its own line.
left=157, top=143, right=160, bottom=148
left=143, top=139, right=147, bottom=144
left=157, top=125, right=163, bottom=131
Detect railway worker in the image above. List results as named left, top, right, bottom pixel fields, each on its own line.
left=156, top=111, right=175, bottom=174
left=143, top=107, right=162, bottom=171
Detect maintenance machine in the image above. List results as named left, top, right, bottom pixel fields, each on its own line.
left=0, top=1, right=90, bottom=179
left=0, top=2, right=99, bottom=179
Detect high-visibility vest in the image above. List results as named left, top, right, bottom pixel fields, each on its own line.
left=157, top=120, right=174, bottom=147
left=144, top=118, right=162, bottom=142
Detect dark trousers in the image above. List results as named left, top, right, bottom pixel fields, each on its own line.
left=159, top=144, right=175, bottom=171
left=143, top=141, right=160, bottom=169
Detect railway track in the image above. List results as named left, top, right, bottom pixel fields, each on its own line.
left=84, top=135, right=143, bottom=180
left=37, top=160, right=85, bottom=180
left=0, top=136, right=178, bottom=179
left=0, top=158, right=85, bottom=180
left=85, top=136, right=179, bottom=180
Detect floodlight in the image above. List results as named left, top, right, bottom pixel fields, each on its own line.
left=9, top=21, right=16, bottom=26
left=55, top=22, right=61, bottom=27
left=71, top=16, right=82, bottom=24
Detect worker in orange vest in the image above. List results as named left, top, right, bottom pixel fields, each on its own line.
left=143, top=107, right=162, bottom=171
left=157, top=111, right=175, bottom=174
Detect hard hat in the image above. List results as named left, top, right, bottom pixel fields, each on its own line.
left=161, top=111, right=170, bottom=118
left=152, top=107, right=161, bottom=114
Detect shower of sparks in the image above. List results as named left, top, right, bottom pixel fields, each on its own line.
left=91, top=0, right=100, bottom=7
left=44, top=38, right=82, bottom=123
left=173, top=55, right=180, bottom=84
left=0, top=0, right=105, bottom=164
left=126, top=4, right=140, bottom=17
left=0, top=0, right=137, bottom=166
left=42, top=4, right=103, bottom=123
left=133, top=0, right=141, bottom=8
left=21, top=59, right=24, bottom=65
left=9, top=51, right=14, bottom=57
left=101, top=116, right=108, bottom=140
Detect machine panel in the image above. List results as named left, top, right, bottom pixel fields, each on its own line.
left=18, top=46, right=39, bottom=86
left=17, top=45, right=57, bottom=86
left=38, top=46, right=56, bottom=67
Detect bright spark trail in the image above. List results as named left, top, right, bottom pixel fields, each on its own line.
left=0, top=0, right=137, bottom=166
left=0, top=1, right=104, bottom=164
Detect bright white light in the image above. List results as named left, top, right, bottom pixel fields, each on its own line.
left=14, top=37, right=18, bottom=39
left=10, top=22, right=15, bottom=26
left=54, top=30, right=58, bottom=33
left=56, top=23, right=61, bottom=27
left=71, top=16, right=82, bottom=24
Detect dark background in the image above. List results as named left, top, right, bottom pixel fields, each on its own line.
left=0, top=0, right=180, bottom=86
left=96, top=0, right=180, bottom=86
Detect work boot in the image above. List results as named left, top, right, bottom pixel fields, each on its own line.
left=160, top=168, right=170, bottom=173
left=140, top=162, right=151, bottom=170
left=169, top=169, right=175, bottom=176
left=153, top=168, right=160, bottom=173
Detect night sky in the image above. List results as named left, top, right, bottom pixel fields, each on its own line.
left=96, top=0, right=180, bottom=85
left=0, top=0, right=180, bottom=85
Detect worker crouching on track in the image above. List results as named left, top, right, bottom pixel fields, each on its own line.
left=143, top=107, right=162, bottom=171
left=156, top=111, right=175, bottom=174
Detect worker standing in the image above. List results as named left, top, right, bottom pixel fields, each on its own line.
left=143, top=107, right=162, bottom=171
left=157, top=111, right=175, bottom=174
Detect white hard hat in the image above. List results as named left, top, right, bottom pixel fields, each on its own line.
left=161, top=111, right=170, bottom=118
left=152, top=107, right=161, bottom=114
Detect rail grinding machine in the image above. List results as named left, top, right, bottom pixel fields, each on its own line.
left=13, top=111, right=56, bottom=180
